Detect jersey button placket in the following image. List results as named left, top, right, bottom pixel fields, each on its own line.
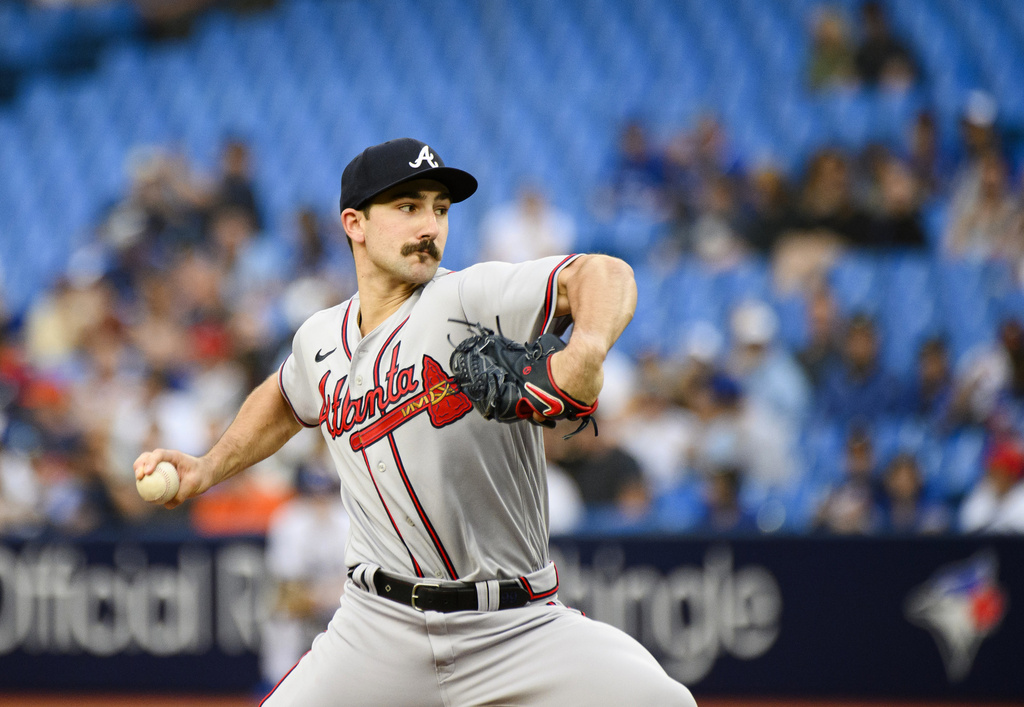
left=377, top=461, right=386, bottom=473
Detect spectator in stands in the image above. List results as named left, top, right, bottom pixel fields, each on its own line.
left=288, top=206, right=354, bottom=289
left=744, top=164, right=797, bottom=255
left=998, top=178, right=1024, bottom=269
left=20, top=377, right=81, bottom=457
left=23, top=275, right=116, bottom=373
left=0, top=446, right=43, bottom=537
left=480, top=183, right=576, bottom=263
left=905, top=111, right=953, bottom=201
left=774, top=149, right=867, bottom=292
left=190, top=462, right=295, bottom=537
left=694, top=466, right=758, bottom=534
left=213, top=137, right=264, bottom=231
left=290, top=207, right=330, bottom=276
left=277, top=208, right=355, bottom=361
left=70, top=317, right=139, bottom=436
left=817, top=313, right=904, bottom=425
left=798, top=148, right=873, bottom=243
left=797, top=277, right=846, bottom=386
left=943, top=148, right=1016, bottom=260
left=616, top=358, right=696, bottom=496
left=108, top=368, right=208, bottom=480
left=544, top=457, right=585, bottom=536
left=685, top=371, right=799, bottom=491
left=947, top=91, right=1006, bottom=224
left=684, top=174, right=749, bottom=270
left=875, top=452, right=950, bottom=534
left=806, top=7, right=858, bottom=91
left=852, top=142, right=891, bottom=214
left=207, top=205, right=288, bottom=305
left=863, top=154, right=929, bottom=249
left=129, top=273, right=189, bottom=378
left=261, top=460, right=350, bottom=692
left=544, top=415, right=650, bottom=521
left=951, top=318, right=1024, bottom=427
left=100, top=147, right=207, bottom=275
left=959, top=436, right=1024, bottom=533
left=597, top=120, right=666, bottom=217
left=813, top=426, right=880, bottom=534
left=906, top=337, right=956, bottom=430
left=663, top=115, right=745, bottom=220
left=0, top=327, right=44, bottom=535
left=726, top=299, right=812, bottom=426
left=853, top=1, right=919, bottom=90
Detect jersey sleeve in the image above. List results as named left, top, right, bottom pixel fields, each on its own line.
left=457, top=254, right=580, bottom=342
left=278, top=324, right=321, bottom=428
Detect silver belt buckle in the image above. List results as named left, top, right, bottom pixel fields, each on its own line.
left=410, top=582, right=430, bottom=612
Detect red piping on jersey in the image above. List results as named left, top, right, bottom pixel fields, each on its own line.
left=520, top=564, right=559, bottom=600
left=277, top=355, right=318, bottom=428
left=373, top=317, right=410, bottom=391
left=340, top=301, right=354, bottom=360
left=388, top=434, right=459, bottom=580
left=543, top=254, right=577, bottom=332
left=359, top=446, right=424, bottom=577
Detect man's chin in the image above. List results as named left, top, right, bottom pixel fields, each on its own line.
left=407, top=259, right=441, bottom=283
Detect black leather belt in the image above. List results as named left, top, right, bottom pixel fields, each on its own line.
left=369, top=568, right=532, bottom=613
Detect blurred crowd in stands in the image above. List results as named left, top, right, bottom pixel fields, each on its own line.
left=3, top=0, right=1024, bottom=543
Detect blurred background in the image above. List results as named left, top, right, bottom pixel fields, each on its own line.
left=1, top=0, right=1024, bottom=704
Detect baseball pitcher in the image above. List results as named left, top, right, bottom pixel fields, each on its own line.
left=135, top=138, right=697, bottom=706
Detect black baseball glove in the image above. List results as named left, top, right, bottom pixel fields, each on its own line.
left=449, top=319, right=598, bottom=438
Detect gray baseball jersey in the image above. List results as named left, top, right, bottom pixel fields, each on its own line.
left=277, top=254, right=577, bottom=584
left=267, top=253, right=697, bottom=706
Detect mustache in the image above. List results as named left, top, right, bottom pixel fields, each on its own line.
left=401, top=240, right=440, bottom=260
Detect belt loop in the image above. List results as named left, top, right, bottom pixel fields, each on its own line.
left=474, top=581, right=488, bottom=611
left=483, top=580, right=501, bottom=611
left=352, top=564, right=380, bottom=594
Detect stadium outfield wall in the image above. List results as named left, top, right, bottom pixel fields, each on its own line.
left=0, top=534, right=1020, bottom=701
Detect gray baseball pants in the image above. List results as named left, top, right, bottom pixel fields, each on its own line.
left=261, top=579, right=698, bottom=706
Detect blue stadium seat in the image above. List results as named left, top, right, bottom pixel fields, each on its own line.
left=799, top=419, right=847, bottom=485
left=935, top=260, right=1006, bottom=361
left=828, top=252, right=884, bottom=317
left=653, top=480, right=703, bottom=532
left=933, top=429, right=987, bottom=502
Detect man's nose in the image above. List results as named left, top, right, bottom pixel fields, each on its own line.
left=418, top=211, right=441, bottom=238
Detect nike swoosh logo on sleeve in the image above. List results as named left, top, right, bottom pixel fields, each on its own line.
left=315, top=348, right=337, bottom=363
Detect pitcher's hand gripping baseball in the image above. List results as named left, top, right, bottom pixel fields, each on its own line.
left=449, top=319, right=598, bottom=437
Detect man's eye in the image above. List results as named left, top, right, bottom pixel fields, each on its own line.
left=399, top=204, right=415, bottom=212
left=436, top=207, right=448, bottom=216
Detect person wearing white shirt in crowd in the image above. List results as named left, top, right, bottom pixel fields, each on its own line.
left=960, top=437, right=1024, bottom=534
left=261, top=459, right=351, bottom=688
left=480, top=184, right=576, bottom=263
left=726, top=299, right=812, bottom=427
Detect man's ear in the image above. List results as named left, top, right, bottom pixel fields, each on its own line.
left=341, top=207, right=366, bottom=245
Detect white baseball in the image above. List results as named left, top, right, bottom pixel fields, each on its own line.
left=136, top=461, right=180, bottom=504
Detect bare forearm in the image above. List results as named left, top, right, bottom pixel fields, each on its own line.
left=134, top=373, right=302, bottom=508
left=552, top=255, right=637, bottom=403
left=204, top=373, right=303, bottom=486
left=562, top=254, right=637, bottom=354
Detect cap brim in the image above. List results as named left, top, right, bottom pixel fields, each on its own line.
left=353, top=166, right=478, bottom=210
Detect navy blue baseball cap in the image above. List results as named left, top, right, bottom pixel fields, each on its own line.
left=340, top=138, right=478, bottom=212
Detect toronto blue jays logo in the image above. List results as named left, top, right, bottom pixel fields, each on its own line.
left=904, top=551, right=1008, bottom=682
